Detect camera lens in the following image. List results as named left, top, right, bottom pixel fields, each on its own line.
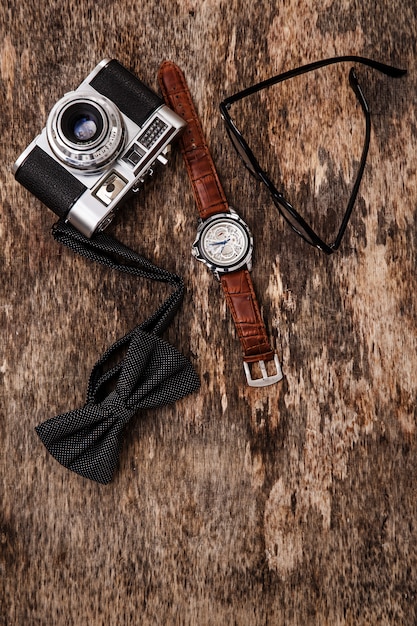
left=74, top=117, right=97, bottom=141
left=47, top=92, right=125, bottom=172
left=60, top=103, right=104, bottom=144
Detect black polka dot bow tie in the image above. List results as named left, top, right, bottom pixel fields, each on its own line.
left=34, top=221, right=200, bottom=484
left=35, top=328, right=199, bottom=484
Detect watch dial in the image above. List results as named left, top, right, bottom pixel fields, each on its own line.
left=201, top=219, right=249, bottom=267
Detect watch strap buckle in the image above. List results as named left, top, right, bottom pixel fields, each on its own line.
left=243, top=354, right=283, bottom=387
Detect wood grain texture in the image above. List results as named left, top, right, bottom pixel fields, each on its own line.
left=1, top=1, right=416, bottom=624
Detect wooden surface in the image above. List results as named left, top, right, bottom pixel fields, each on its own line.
left=1, top=1, right=416, bottom=624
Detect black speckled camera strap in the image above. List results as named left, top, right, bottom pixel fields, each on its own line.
left=34, top=220, right=200, bottom=484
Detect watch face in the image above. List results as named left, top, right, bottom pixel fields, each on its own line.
left=200, top=217, right=250, bottom=267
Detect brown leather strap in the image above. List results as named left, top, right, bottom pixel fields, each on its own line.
left=220, top=270, right=274, bottom=363
left=157, top=60, right=228, bottom=220
left=158, top=61, right=274, bottom=364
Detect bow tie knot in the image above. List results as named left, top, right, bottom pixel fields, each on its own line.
left=101, top=390, right=135, bottom=422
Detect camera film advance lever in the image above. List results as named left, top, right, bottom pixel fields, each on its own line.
left=158, top=61, right=283, bottom=387
left=13, top=59, right=187, bottom=237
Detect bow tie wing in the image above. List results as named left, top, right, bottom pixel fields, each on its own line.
left=118, top=331, right=200, bottom=409
left=35, top=331, right=200, bottom=484
left=35, top=400, right=129, bottom=484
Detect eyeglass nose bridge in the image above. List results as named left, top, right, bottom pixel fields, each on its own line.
left=269, top=184, right=334, bottom=253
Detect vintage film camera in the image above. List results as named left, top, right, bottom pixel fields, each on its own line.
left=13, top=59, right=187, bottom=237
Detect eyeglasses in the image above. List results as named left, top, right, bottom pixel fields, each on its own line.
left=220, top=56, right=406, bottom=254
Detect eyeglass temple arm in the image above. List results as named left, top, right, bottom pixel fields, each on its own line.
left=221, top=55, right=407, bottom=107
left=330, top=68, right=371, bottom=251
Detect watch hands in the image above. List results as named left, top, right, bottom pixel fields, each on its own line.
left=209, top=238, right=231, bottom=247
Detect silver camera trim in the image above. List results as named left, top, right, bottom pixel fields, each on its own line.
left=46, top=91, right=126, bottom=173
left=67, top=103, right=186, bottom=236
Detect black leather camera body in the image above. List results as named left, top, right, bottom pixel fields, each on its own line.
left=13, top=59, right=186, bottom=237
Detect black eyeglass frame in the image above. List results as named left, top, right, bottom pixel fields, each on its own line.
left=220, top=56, right=407, bottom=254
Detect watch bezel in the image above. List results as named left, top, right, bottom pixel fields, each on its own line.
left=192, top=208, right=254, bottom=276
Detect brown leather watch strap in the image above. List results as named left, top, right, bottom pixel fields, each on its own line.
left=157, top=60, right=228, bottom=220
left=220, top=270, right=274, bottom=363
left=158, top=61, right=280, bottom=378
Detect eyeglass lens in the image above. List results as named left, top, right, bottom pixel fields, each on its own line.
left=227, top=120, right=320, bottom=246
left=225, top=126, right=261, bottom=180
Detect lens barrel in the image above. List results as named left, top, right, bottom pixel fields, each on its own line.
left=60, top=102, right=104, bottom=144
left=46, top=92, right=125, bottom=172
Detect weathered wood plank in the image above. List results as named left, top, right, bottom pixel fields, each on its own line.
left=1, top=1, right=416, bottom=624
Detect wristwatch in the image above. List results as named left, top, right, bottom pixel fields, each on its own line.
left=158, top=61, right=282, bottom=387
